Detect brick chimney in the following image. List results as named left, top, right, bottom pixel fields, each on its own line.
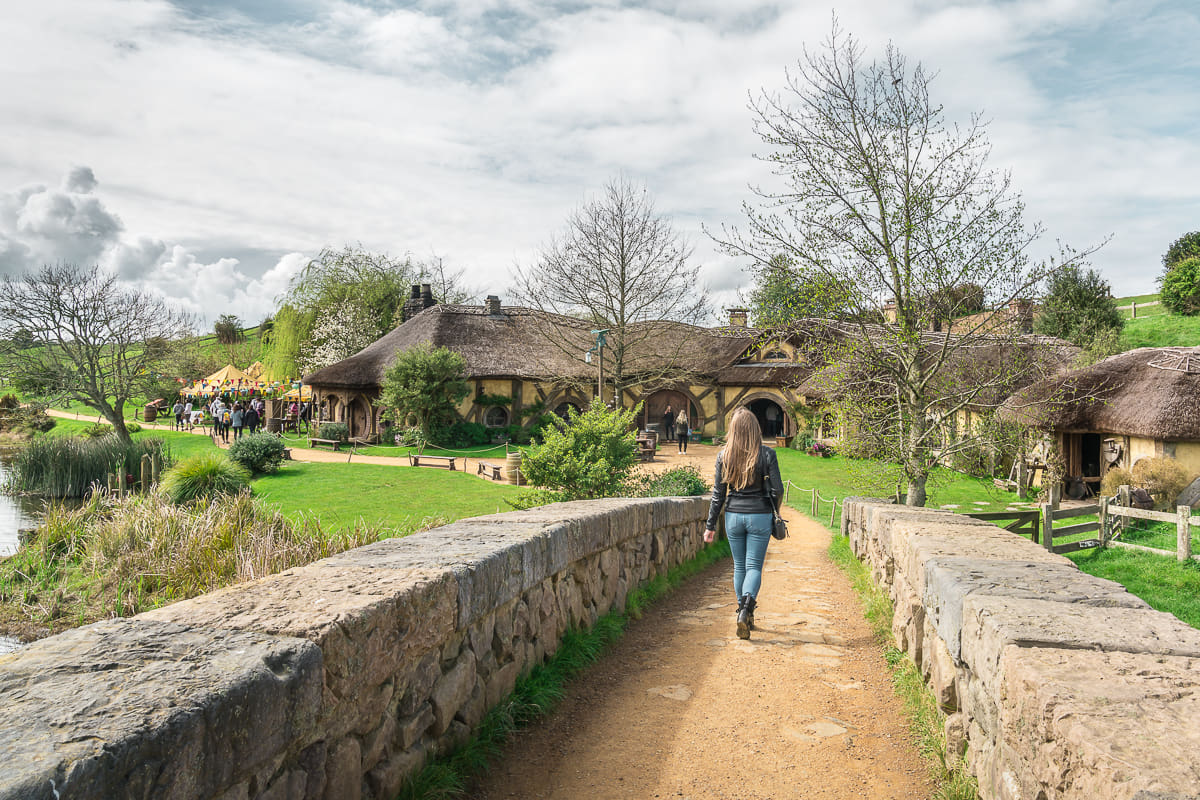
left=727, top=308, right=749, bottom=328
left=485, top=295, right=502, bottom=317
left=419, top=283, right=435, bottom=309
left=401, top=285, right=423, bottom=323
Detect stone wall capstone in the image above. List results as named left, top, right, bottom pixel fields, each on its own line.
left=0, top=496, right=708, bottom=800
left=843, top=499, right=1200, bottom=800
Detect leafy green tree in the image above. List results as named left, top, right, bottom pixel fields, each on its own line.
left=214, top=314, right=245, bottom=344
left=1034, top=265, right=1123, bottom=345
left=520, top=399, right=638, bottom=500
left=378, top=344, right=470, bottom=439
left=261, top=304, right=310, bottom=380
left=1159, top=256, right=1200, bottom=316
left=1162, top=231, right=1200, bottom=270
left=747, top=254, right=848, bottom=327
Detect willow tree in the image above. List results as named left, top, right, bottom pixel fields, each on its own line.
left=717, top=24, right=1101, bottom=506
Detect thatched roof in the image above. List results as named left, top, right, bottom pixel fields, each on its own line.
left=1000, top=346, right=1200, bottom=440
left=302, top=304, right=755, bottom=390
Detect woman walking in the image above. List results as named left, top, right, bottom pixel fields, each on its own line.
left=703, top=407, right=783, bottom=639
left=675, top=407, right=690, bottom=453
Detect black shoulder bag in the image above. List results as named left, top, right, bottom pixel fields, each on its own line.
left=761, top=450, right=788, bottom=540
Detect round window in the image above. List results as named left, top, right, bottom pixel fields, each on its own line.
left=554, top=402, right=580, bottom=421
left=484, top=406, right=510, bottom=428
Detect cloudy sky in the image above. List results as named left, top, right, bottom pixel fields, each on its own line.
left=1, top=0, right=1197, bottom=326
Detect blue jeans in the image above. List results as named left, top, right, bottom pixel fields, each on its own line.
left=725, top=511, right=773, bottom=600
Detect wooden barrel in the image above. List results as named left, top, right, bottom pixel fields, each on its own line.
left=504, top=451, right=523, bottom=485
left=266, top=416, right=282, bottom=434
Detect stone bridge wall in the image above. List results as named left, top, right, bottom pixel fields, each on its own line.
left=0, top=497, right=708, bottom=800
left=841, top=499, right=1200, bottom=800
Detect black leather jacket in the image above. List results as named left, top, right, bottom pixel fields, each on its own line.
left=705, top=445, right=784, bottom=530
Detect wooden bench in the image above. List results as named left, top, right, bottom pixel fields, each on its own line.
left=309, top=437, right=342, bottom=451
left=477, top=461, right=503, bottom=481
left=410, top=454, right=456, bottom=471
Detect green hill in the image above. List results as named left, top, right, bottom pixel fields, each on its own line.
left=1111, top=293, right=1200, bottom=348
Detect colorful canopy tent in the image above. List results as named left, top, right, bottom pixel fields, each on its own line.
left=205, top=364, right=254, bottom=384
left=180, top=364, right=294, bottom=399
left=282, top=384, right=312, bottom=401
left=244, top=361, right=266, bottom=380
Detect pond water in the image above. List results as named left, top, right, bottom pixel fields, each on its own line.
left=0, top=447, right=42, bottom=558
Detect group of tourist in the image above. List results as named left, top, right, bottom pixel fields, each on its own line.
left=206, top=397, right=267, bottom=442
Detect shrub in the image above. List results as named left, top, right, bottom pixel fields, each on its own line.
left=1100, top=467, right=1135, bottom=497
left=228, top=432, right=288, bottom=474
left=0, top=393, right=18, bottom=410
left=1131, top=457, right=1192, bottom=509
left=159, top=453, right=251, bottom=504
left=625, top=466, right=708, bottom=497
left=809, top=441, right=836, bottom=457
left=125, top=422, right=141, bottom=434
left=0, top=402, right=56, bottom=435
left=9, top=435, right=169, bottom=497
left=316, top=422, right=349, bottom=442
left=84, top=422, right=114, bottom=438
left=948, top=440, right=991, bottom=477
left=444, top=421, right=489, bottom=448
left=394, top=426, right=427, bottom=449
left=521, top=399, right=638, bottom=500
left=1159, top=256, right=1200, bottom=316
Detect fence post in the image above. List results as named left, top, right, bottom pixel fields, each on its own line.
left=1178, top=505, right=1192, bottom=563
left=1017, top=460, right=1028, bottom=500
left=1118, top=484, right=1131, bottom=538
left=1131, top=301, right=1137, bottom=319
left=839, top=499, right=850, bottom=538
left=811, top=489, right=818, bottom=517
left=1041, top=503, right=1054, bottom=552
left=1099, top=497, right=1109, bottom=546
left=140, top=454, right=152, bottom=492
left=1031, top=508, right=1040, bottom=545
left=784, top=481, right=790, bottom=504
left=830, top=498, right=837, bottom=527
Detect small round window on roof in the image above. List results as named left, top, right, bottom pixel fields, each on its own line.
left=483, top=406, right=510, bottom=428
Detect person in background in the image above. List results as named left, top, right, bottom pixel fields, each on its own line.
left=245, top=402, right=260, bottom=435
left=190, top=406, right=204, bottom=431
left=703, top=407, right=783, bottom=640
left=230, top=402, right=245, bottom=440
left=172, top=399, right=185, bottom=431
left=182, top=399, right=193, bottom=430
left=662, top=404, right=675, bottom=444
left=676, top=407, right=690, bottom=454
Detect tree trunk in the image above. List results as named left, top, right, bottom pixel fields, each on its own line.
left=106, top=401, right=132, bottom=444
left=905, top=474, right=927, bottom=507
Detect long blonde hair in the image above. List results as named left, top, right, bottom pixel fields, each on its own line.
left=722, top=408, right=763, bottom=490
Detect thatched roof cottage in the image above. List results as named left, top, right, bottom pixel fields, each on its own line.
left=302, top=295, right=819, bottom=441
left=1000, top=346, right=1200, bottom=489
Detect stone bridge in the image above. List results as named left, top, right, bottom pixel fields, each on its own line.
left=2, top=496, right=1199, bottom=799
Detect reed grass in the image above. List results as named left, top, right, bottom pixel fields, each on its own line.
left=0, top=491, right=421, bottom=638
left=7, top=434, right=170, bottom=498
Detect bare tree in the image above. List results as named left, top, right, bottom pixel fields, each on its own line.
left=512, top=176, right=710, bottom=404
left=716, top=23, right=1102, bottom=505
left=0, top=264, right=194, bottom=442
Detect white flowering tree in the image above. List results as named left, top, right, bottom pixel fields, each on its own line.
left=297, top=303, right=378, bottom=374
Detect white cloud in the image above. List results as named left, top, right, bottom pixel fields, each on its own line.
left=0, top=0, right=1196, bottom=319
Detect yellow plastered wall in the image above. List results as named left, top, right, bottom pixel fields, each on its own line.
left=1127, top=436, right=1159, bottom=469
left=1169, top=442, right=1200, bottom=476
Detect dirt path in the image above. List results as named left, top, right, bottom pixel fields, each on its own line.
left=468, top=505, right=932, bottom=800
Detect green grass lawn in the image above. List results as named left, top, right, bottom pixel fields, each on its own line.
left=774, top=449, right=1028, bottom=526
left=1120, top=312, right=1200, bottom=349
left=1114, top=292, right=1167, bottom=319
left=1066, top=547, right=1200, bottom=629
left=251, top=460, right=522, bottom=532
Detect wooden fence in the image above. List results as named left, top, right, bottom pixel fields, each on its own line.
left=1104, top=501, right=1199, bottom=563
left=962, top=509, right=1041, bottom=543
left=1039, top=503, right=1102, bottom=555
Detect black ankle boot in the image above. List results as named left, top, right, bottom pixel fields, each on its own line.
left=736, top=594, right=756, bottom=639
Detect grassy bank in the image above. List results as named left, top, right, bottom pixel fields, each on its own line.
left=1066, top=547, right=1200, bottom=629
left=252, top=461, right=521, bottom=531
left=1120, top=313, right=1200, bottom=349
left=0, top=491, right=384, bottom=639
